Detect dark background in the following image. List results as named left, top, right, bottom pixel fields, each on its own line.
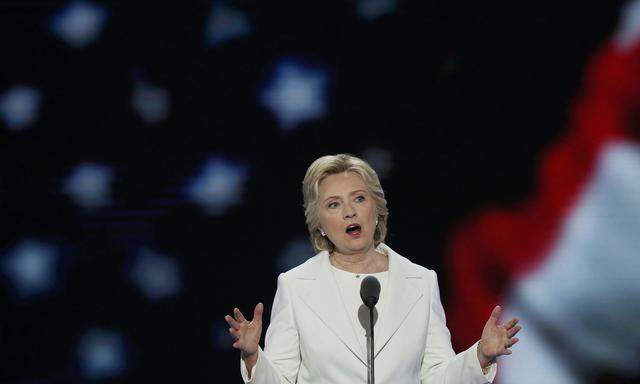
left=0, top=1, right=623, bottom=382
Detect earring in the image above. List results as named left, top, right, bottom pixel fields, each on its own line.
left=375, top=218, right=379, bottom=225
left=320, top=230, right=326, bottom=237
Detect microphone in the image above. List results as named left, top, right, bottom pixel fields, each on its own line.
left=360, top=276, right=380, bottom=384
left=360, top=275, right=381, bottom=308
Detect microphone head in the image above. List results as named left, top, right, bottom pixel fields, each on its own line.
left=360, top=275, right=381, bottom=308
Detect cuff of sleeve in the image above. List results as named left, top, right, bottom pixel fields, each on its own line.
left=470, top=341, right=497, bottom=383
left=240, top=347, right=262, bottom=383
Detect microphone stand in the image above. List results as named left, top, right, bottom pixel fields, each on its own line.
left=360, top=275, right=380, bottom=384
left=369, top=306, right=375, bottom=384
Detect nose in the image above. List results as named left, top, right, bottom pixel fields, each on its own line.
left=343, top=202, right=357, bottom=219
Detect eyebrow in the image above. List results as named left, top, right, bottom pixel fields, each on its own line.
left=322, top=189, right=368, bottom=203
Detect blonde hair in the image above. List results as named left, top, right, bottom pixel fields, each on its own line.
left=302, top=154, right=389, bottom=253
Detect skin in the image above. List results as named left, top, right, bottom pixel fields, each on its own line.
left=225, top=171, right=521, bottom=377
left=318, top=172, right=387, bottom=273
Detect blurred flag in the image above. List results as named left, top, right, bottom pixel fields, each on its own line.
left=445, top=2, right=640, bottom=383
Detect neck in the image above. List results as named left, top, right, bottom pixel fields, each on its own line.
left=330, top=244, right=387, bottom=274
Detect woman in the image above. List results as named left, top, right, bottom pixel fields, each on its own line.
left=225, top=154, right=521, bottom=383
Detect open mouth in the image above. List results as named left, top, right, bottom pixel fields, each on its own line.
left=345, top=224, right=362, bottom=237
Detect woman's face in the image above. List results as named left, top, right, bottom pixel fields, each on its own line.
left=317, top=172, right=377, bottom=255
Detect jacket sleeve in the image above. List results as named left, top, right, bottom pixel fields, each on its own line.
left=240, top=273, right=301, bottom=384
left=420, top=269, right=496, bottom=384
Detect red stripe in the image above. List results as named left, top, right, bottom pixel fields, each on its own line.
left=445, top=40, right=640, bottom=350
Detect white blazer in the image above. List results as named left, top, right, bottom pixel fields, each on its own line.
left=241, top=243, right=496, bottom=383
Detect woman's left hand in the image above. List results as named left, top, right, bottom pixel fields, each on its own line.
left=477, top=305, right=521, bottom=368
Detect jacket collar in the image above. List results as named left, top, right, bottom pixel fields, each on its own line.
left=290, top=243, right=424, bottom=365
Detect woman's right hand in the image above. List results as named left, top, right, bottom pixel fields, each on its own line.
left=225, top=303, right=264, bottom=360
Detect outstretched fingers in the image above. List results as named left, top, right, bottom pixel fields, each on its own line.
left=228, top=326, right=243, bottom=349
left=234, top=308, right=247, bottom=323
left=225, top=304, right=263, bottom=330
left=507, top=324, right=522, bottom=338
left=487, top=305, right=502, bottom=326
left=503, top=317, right=519, bottom=330
left=225, top=314, right=241, bottom=329
left=253, top=303, right=264, bottom=324
left=496, top=336, right=519, bottom=357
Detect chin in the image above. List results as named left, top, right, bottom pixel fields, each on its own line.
left=341, top=238, right=374, bottom=252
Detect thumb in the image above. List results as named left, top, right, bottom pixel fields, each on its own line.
left=253, top=302, right=264, bottom=324
left=487, top=305, right=501, bottom=326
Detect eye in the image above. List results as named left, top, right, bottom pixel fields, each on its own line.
left=327, top=201, right=339, bottom=209
left=355, top=195, right=365, bottom=203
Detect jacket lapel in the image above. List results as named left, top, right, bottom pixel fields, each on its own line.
left=290, top=244, right=424, bottom=364
left=292, top=252, right=368, bottom=366
left=374, top=244, right=423, bottom=357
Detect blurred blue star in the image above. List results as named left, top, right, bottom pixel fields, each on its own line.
left=48, top=1, right=109, bottom=48
left=259, top=58, right=330, bottom=132
left=357, top=0, right=398, bottom=21
left=131, top=81, right=170, bottom=125
left=211, top=320, right=235, bottom=351
left=76, top=328, right=128, bottom=380
left=361, top=146, right=393, bottom=179
left=276, top=237, right=315, bottom=272
left=1, top=239, right=58, bottom=299
left=204, top=2, right=251, bottom=47
left=0, top=85, right=42, bottom=131
left=127, top=247, right=182, bottom=302
left=186, top=157, right=248, bottom=215
left=62, top=162, right=114, bottom=210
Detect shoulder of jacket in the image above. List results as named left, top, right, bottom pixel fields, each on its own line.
left=279, top=250, right=326, bottom=281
